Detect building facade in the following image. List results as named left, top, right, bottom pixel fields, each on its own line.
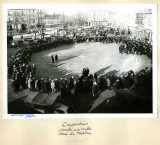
left=7, top=9, right=46, bottom=34
left=135, top=8, right=152, bottom=42
left=87, top=10, right=116, bottom=28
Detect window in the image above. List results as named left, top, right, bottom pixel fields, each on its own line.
left=8, top=11, right=11, bottom=16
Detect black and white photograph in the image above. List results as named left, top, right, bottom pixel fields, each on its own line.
left=3, top=4, right=157, bottom=118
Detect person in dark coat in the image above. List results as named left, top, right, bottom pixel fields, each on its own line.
left=54, top=79, right=60, bottom=93
left=93, top=73, right=98, bottom=81
left=21, top=73, right=26, bottom=88
left=8, top=66, right=12, bottom=78
left=64, top=78, right=68, bottom=88
left=82, top=68, right=85, bottom=77
left=51, top=55, right=54, bottom=63
left=59, top=78, right=65, bottom=97
left=14, top=78, right=20, bottom=92
left=40, top=78, right=44, bottom=92
left=12, top=72, right=15, bottom=80
left=46, top=79, right=51, bottom=93
left=37, top=79, right=41, bottom=91
left=55, top=54, right=58, bottom=62
left=43, top=79, right=47, bottom=93
left=74, top=79, right=79, bottom=97
left=86, top=68, right=89, bottom=76
left=31, top=78, right=35, bottom=91
left=57, top=79, right=60, bottom=92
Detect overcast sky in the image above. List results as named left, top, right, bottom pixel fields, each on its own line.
left=6, top=4, right=154, bottom=16
left=45, top=4, right=153, bottom=27
left=46, top=4, right=151, bottom=16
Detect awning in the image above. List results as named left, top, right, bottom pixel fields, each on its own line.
left=24, top=92, right=60, bottom=106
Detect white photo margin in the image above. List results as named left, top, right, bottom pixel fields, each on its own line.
left=3, top=4, right=158, bottom=119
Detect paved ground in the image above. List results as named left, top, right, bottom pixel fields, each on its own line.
left=31, top=42, right=151, bottom=79
left=88, top=89, right=116, bottom=113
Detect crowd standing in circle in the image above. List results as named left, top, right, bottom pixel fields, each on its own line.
left=119, top=39, right=152, bottom=59
left=8, top=32, right=152, bottom=100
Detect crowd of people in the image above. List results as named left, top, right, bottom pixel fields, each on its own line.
left=119, top=39, right=152, bottom=59
left=75, top=34, right=122, bottom=44
left=8, top=55, right=152, bottom=100
left=8, top=47, right=35, bottom=92
left=8, top=31, right=152, bottom=102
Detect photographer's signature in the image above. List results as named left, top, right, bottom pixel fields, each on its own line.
left=11, top=114, right=36, bottom=118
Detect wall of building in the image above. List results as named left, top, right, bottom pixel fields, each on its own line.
left=135, top=8, right=152, bottom=42
left=7, top=9, right=46, bottom=33
left=87, top=10, right=116, bottom=27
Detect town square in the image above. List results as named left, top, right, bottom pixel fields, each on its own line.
left=6, top=4, right=154, bottom=114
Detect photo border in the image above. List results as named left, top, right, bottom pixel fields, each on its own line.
left=3, top=3, right=158, bottom=119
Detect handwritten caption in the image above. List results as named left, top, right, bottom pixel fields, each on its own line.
left=58, top=122, right=92, bottom=136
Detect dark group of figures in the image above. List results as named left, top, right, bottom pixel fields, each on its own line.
left=8, top=47, right=36, bottom=92
left=119, top=39, right=152, bottom=59
left=9, top=36, right=74, bottom=50
left=22, top=66, right=152, bottom=101
left=10, top=32, right=126, bottom=51
left=51, top=54, right=58, bottom=63
left=75, top=34, right=125, bottom=44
